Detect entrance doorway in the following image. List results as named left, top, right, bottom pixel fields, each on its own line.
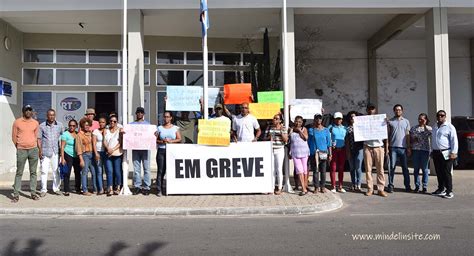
left=87, top=92, right=118, bottom=118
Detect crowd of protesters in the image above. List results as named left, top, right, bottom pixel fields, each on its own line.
left=10, top=100, right=458, bottom=202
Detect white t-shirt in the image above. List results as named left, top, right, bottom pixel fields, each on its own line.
left=232, top=114, right=260, bottom=142
left=92, top=129, right=104, bottom=152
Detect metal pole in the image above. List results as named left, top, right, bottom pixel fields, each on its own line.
left=203, top=33, right=209, bottom=119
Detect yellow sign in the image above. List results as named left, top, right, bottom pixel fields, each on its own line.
left=249, top=103, right=281, bottom=119
left=198, top=119, right=231, bottom=146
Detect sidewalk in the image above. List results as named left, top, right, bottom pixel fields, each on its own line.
left=0, top=170, right=342, bottom=216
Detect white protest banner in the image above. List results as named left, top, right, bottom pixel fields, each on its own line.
left=290, top=99, right=322, bottom=121
left=353, top=114, right=388, bottom=142
left=166, top=142, right=274, bottom=194
left=123, top=124, right=157, bottom=150
left=166, top=86, right=201, bottom=111
left=55, top=92, right=87, bottom=124
left=207, top=87, right=220, bottom=108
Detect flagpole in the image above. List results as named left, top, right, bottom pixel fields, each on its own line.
left=202, top=0, right=209, bottom=120
left=121, top=0, right=132, bottom=195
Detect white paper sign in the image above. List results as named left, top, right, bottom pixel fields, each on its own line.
left=166, top=142, right=274, bottom=194
left=55, top=92, right=87, bottom=124
left=123, top=124, right=157, bottom=150
left=166, top=86, right=201, bottom=111
left=353, top=114, right=388, bottom=142
left=290, top=99, right=322, bottom=121
left=207, top=87, right=220, bottom=108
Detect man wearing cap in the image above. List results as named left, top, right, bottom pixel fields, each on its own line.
left=363, top=104, right=388, bottom=197
left=85, top=108, right=100, bottom=131
left=130, top=107, right=152, bottom=195
left=11, top=105, right=40, bottom=202
left=37, top=108, right=64, bottom=197
left=329, top=112, right=347, bottom=193
left=387, top=104, right=412, bottom=193
left=232, top=102, right=261, bottom=142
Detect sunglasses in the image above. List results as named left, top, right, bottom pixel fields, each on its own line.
left=437, top=114, right=446, bottom=117
left=164, top=116, right=172, bottom=118
left=69, top=125, right=76, bottom=127
left=110, top=120, right=117, bottom=123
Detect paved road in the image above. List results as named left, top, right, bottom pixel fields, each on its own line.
left=1, top=171, right=473, bottom=256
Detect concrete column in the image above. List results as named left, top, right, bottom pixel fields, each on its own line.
left=367, top=49, right=378, bottom=106
left=282, top=8, right=296, bottom=102
left=128, top=9, right=144, bottom=120
left=425, top=7, right=451, bottom=119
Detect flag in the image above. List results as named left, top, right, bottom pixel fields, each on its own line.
left=200, top=0, right=209, bottom=37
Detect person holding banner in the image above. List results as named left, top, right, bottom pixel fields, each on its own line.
left=232, top=103, right=261, bottom=142
left=130, top=107, right=152, bottom=196
left=155, top=111, right=182, bottom=196
left=329, top=112, right=347, bottom=193
left=264, top=113, right=288, bottom=195
left=289, top=116, right=310, bottom=196
left=60, top=119, right=80, bottom=196
left=103, top=115, right=123, bottom=196
left=363, top=104, right=388, bottom=197
left=308, top=114, right=332, bottom=193
left=76, top=118, right=96, bottom=196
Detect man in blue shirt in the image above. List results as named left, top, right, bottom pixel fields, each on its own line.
left=431, top=110, right=458, bottom=199
left=130, top=107, right=151, bottom=196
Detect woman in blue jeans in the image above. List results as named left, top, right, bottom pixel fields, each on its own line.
left=103, top=115, right=123, bottom=196
left=92, top=116, right=107, bottom=195
left=345, top=111, right=364, bottom=192
left=155, top=111, right=181, bottom=196
left=409, top=113, right=432, bottom=193
left=76, top=118, right=96, bottom=196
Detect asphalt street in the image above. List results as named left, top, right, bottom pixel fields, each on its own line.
left=1, top=171, right=473, bottom=256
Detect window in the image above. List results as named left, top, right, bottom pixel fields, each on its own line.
left=56, top=69, right=86, bottom=85
left=156, top=70, right=184, bottom=86
left=186, top=70, right=213, bottom=86
left=157, top=51, right=184, bottom=65
left=23, top=92, right=52, bottom=123
left=144, top=69, right=150, bottom=86
left=23, top=50, right=53, bottom=63
left=23, top=69, right=54, bottom=85
left=89, top=69, right=119, bottom=85
left=56, top=50, right=86, bottom=63
left=144, top=51, right=150, bottom=65
left=89, top=50, right=119, bottom=64
left=243, top=53, right=264, bottom=66
left=215, top=53, right=241, bottom=65
left=186, top=52, right=213, bottom=65
left=215, top=71, right=242, bottom=86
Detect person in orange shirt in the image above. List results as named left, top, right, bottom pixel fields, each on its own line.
left=11, top=104, right=40, bottom=202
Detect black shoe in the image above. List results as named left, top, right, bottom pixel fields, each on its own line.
left=405, top=187, right=413, bottom=193
left=386, top=186, right=394, bottom=193
left=432, top=189, right=446, bottom=196
left=142, top=189, right=150, bottom=196
left=132, top=188, right=141, bottom=195
left=443, top=192, right=454, bottom=199
left=414, top=186, right=420, bottom=193
left=421, top=188, right=427, bottom=193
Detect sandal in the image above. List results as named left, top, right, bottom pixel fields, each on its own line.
left=64, top=192, right=70, bottom=196
left=113, top=190, right=120, bottom=195
left=299, top=191, right=308, bottom=196
left=11, top=195, right=19, bottom=203
left=31, top=194, right=40, bottom=201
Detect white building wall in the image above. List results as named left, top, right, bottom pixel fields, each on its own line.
left=295, top=39, right=472, bottom=123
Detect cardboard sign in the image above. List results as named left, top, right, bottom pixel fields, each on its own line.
left=290, top=99, right=323, bottom=121
left=123, top=124, right=157, bottom=150
left=223, top=83, right=252, bottom=105
left=249, top=103, right=280, bottom=119
left=258, top=91, right=283, bottom=108
left=197, top=119, right=231, bottom=146
left=353, top=114, right=388, bottom=142
left=166, top=86, right=201, bottom=111
left=166, top=142, right=274, bottom=194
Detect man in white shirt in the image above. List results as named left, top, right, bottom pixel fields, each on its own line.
left=231, top=102, right=261, bottom=142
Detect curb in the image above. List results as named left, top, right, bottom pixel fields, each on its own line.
left=0, top=195, right=343, bottom=217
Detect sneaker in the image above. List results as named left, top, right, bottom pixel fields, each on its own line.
left=64, top=192, right=70, bottom=196
left=355, top=185, right=362, bottom=192
left=156, top=191, right=162, bottom=197
left=443, top=192, right=454, bottom=199
left=378, top=191, right=388, bottom=197
left=386, top=186, right=394, bottom=193
left=414, top=187, right=420, bottom=193
left=330, top=188, right=337, bottom=193
left=320, top=187, right=326, bottom=193
left=338, top=188, right=346, bottom=193
left=54, top=190, right=62, bottom=196
left=405, top=187, right=413, bottom=193
left=432, top=189, right=446, bottom=196
left=142, top=189, right=150, bottom=196
left=421, top=188, right=427, bottom=194
left=132, top=188, right=142, bottom=195
left=40, top=191, right=47, bottom=197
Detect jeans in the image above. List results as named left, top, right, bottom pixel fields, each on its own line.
left=105, top=155, right=122, bottom=189
left=310, top=154, right=327, bottom=188
left=348, top=149, right=364, bottom=186
left=273, top=147, right=285, bottom=190
left=63, top=153, right=80, bottom=193
left=389, top=147, right=410, bottom=189
left=412, top=150, right=430, bottom=189
left=156, top=148, right=166, bottom=193
left=40, top=152, right=61, bottom=192
left=13, top=148, right=39, bottom=197
left=91, top=151, right=106, bottom=192
left=80, top=152, right=96, bottom=193
left=132, top=150, right=151, bottom=190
